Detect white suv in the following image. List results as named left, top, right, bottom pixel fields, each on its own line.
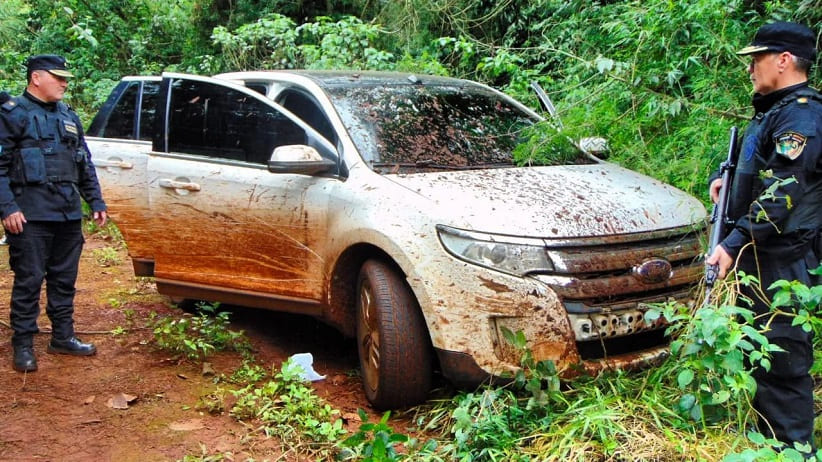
left=87, top=71, right=706, bottom=409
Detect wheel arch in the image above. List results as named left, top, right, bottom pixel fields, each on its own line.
left=325, top=243, right=404, bottom=337
left=325, top=243, right=436, bottom=357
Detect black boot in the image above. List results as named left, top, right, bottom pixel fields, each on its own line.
left=13, top=345, right=37, bottom=372
left=47, top=337, right=96, bottom=356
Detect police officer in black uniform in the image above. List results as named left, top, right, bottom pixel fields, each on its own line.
left=0, top=55, right=107, bottom=372
left=706, top=22, right=821, bottom=451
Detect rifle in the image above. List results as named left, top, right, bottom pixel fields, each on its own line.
left=704, top=126, right=739, bottom=304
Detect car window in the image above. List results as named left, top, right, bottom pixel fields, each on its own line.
left=87, top=80, right=160, bottom=141
left=277, top=89, right=338, bottom=147
left=96, top=81, right=139, bottom=139
left=246, top=83, right=267, bottom=95
left=166, top=79, right=308, bottom=164
left=137, top=81, right=160, bottom=142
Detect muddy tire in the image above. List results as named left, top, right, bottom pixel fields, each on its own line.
left=356, top=259, right=432, bottom=409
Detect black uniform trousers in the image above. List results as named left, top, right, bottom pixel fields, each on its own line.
left=6, top=220, right=84, bottom=346
left=737, top=245, right=816, bottom=449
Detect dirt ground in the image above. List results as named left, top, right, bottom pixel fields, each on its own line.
left=0, top=234, right=389, bottom=461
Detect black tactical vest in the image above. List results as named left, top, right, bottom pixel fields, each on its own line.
left=4, top=95, right=85, bottom=187
left=727, top=88, right=822, bottom=234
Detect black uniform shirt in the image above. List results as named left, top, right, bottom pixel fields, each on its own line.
left=718, top=82, right=822, bottom=259
left=0, top=91, right=106, bottom=221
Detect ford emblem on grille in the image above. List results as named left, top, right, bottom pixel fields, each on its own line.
left=633, top=258, right=673, bottom=284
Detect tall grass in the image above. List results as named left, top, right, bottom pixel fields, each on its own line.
left=398, top=275, right=821, bottom=461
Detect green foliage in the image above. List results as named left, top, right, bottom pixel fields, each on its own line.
left=91, top=246, right=122, bottom=267
left=356, top=0, right=818, bottom=201
left=152, top=302, right=250, bottom=360
left=226, top=360, right=267, bottom=384
left=211, top=14, right=299, bottom=71
left=340, top=410, right=409, bottom=461
left=211, top=14, right=399, bottom=72
left=406, top=272, right=820, bottom=461
left=230, top=358, right=346, bottom=453
left=4, top=0, right=817, bottom=198
left=197, top=387, right=228, bottom=415
left=512, top=121, right=592, bottom=167
left=722, top=431, right=821, bottom=461
left=646, top=300, right=775, bottom=425
left=769, top=268, right=822, bottom=335
left=298, top=16, right=395, bottom=70
left=499, top=326, right=561, bottom=408
left=0, top=0, right=29, bottom=92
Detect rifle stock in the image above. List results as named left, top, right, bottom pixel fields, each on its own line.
left=705, top=126, right=739, bottom=302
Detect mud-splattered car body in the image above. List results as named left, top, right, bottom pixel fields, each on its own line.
left=87, top=71, right=706, bottom=408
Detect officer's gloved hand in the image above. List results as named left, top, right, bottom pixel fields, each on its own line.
left=0, top=92, right=9, bottom=104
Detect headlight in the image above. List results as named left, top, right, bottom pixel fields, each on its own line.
left=436, top=225, right=554, bottom=276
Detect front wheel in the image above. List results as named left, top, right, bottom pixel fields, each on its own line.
left=356, top=259, right=432, bottom=409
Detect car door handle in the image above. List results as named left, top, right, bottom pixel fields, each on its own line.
left=96, top=159, right=134, bottom=169
left=158, top=179, right=201, bottom=192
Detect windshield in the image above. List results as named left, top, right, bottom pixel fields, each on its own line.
left=326, top=82, right=547, bottom=173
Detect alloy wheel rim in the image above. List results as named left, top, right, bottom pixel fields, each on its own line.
left=358, top=280, right=380, bottom=392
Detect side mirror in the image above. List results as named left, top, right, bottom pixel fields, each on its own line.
left=578, top=137, right=609, bottom=159
left=267, top=145, right=336, bottom=176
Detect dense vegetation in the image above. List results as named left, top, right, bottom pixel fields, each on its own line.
left=3, top=0, right=821, bottom=460
left=1, top=0, right=820, bottom=199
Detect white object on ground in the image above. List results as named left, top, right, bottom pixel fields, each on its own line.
left=289, top=352, right=326, bottom=381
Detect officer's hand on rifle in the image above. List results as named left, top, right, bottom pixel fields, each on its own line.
left=709, top=178, right=723, bottom=203
left=706, top=244, right=733, bottom=279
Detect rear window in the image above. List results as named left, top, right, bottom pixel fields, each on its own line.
left=87, top=80, right=160, bottom=141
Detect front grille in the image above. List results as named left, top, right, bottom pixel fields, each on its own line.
left=533, top=225, right=702, bottom=348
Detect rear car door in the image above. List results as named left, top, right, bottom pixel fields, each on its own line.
left=148, top=73, right=339, bottom=304
left=87, top=77, right=161, bottom=275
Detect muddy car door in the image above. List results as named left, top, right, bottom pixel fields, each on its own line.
left=87, top=77, right=161, bottom=276
left=148, top=73, right=340, bottom=306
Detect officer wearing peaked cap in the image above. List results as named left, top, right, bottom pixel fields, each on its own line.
left=707, top=22, right=821, bottom=452
left=0, top=55, right=107, bottom=372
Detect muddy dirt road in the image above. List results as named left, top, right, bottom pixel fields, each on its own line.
left=0, top=235, right=387, bottom=461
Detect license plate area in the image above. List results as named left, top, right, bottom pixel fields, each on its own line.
left=568, top=308, right=666, bottom=341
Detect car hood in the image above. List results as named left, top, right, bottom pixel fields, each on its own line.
left=386, top=164, right=706, bottom=238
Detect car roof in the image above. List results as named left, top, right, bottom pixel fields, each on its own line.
left=214, top=70, right=480, bottom=89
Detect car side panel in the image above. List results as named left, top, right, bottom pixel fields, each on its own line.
left=147, top=154, right=332, bottom=301
left=89, top=138, right=153, bottom=265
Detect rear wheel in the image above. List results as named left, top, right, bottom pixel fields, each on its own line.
left=356, top=259, right=432, bottom=409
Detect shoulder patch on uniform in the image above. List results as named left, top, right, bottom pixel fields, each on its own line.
left=1, top=99, right=17, bottom=111
left=63, top=120, right=78, bottom=136
left=774, top=131, right=807, bottom=160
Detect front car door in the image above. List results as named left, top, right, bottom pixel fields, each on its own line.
left=148, top=73, right=340, bottom=308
